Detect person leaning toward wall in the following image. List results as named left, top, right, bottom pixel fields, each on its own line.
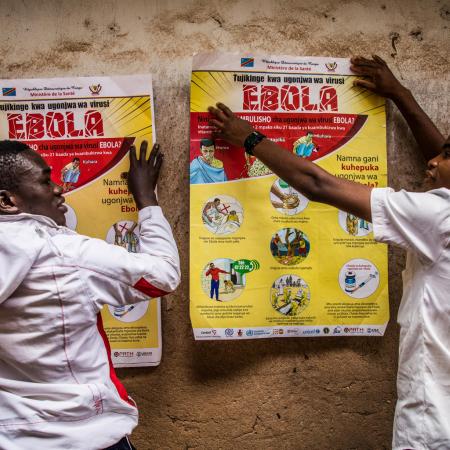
left=0, top=141, right=180, bottom=450
left=208, top=55, right=449, bottom=450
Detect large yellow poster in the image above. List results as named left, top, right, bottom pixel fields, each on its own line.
left=190, top=53, right=388, bottom=339
left=0, top=75, right=162, bottom=365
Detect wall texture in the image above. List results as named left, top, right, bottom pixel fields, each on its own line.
left=1, top=1, right=449, bottom=448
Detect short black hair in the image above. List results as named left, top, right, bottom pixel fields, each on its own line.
left=0, top=140, right=33, bottom=191
left=201, top=139, right=214, bottom=147
left=73, top=157, right=80, bottom=162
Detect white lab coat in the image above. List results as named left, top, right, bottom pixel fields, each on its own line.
left=371, top=188, right=450, bottom=450
left=0, top=206, right=180, bottom=450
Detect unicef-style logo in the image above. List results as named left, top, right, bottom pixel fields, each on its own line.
left=225, top=328, right=234, bottom=337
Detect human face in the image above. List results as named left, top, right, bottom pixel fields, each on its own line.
left=11, top=151, right=67, bottom=225
left=200, top=145, right=215, bottom=163
left=424, top=138, right=450, bottom=190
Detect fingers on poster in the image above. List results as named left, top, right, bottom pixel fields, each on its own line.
left=270, top=178, right=309, bottom=216
left=270, top=227, right=310, bottom=266
left=202, top=195, right=243, bottom=236
left=338, top=210, right=372, bottom=236
left=201, top=258, right=246, bottom=302
left=339, top=258, right=379, bottom=299
left=106, top=220, right=148, bottom=322
left=270, top=275, right=311, bottom=316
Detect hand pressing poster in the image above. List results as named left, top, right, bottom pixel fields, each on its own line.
left=0, top=75, right=162, bottom=365
left=190, top=53, right=388, bottom=339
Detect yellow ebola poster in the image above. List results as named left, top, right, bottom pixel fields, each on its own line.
left=0, top=75, right=162, bottom=365
left=190, top=53, right=388, bottom=339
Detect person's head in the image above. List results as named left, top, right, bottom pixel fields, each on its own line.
left=213, top=198, right=220, bottom=205
left=209, top=263, right=215, bottom=269
left=0, top=141, right=66, bottom=225
left=200, top=139, right=215, bottom=163
left=230, top=210, right=236, bottom=215
left=424, top=137, right=450, bottom=190
left=306, top=131, right=313, bottom=140
left=72, top=157, right=80, bottom=167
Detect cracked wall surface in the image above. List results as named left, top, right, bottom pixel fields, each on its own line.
left=1, top=0, right=449, bottom=448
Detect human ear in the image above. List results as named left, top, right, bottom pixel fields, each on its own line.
left=0, top=190, right=20, bottom=214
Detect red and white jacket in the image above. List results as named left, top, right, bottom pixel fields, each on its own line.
left=0, top=206, right=180, bottom=450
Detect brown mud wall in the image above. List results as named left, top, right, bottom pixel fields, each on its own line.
left=1, top=1, right=449, bottom=448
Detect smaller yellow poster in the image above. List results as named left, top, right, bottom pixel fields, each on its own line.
left=189, top=53, right=388, bottom=339
left=0, top=75, right=162, bottom=365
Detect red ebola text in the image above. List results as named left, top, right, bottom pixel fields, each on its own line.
left=243, top=84, right=338, bottom=112
left=7, top=110, right=104, bottom=140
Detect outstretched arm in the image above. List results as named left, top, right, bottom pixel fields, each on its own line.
left=79, top=141, right=180, bottom=310
left=351, top=55, right=445, bottom=161
left=209, top=104, right=373, bottom=222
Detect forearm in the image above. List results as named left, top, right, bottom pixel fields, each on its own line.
left=137, top=206, right=181, bottom=291
left=209, top=103, right=372, bottom=221
left=350, top=55, right=445, bottom=161
left=253, top=138, right=372, bottom=221
left=253, top=139, right=322, bottom=198
left=134, top=192, right=158, bottom=209
left=391, top=88, right=445, bottom=161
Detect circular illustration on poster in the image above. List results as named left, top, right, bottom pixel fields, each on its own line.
left=338, top=258, right=380, bottom=299
left=338, top=210, right=372, bottom=237
left=107, top=301, right=149, bottom=323
left=64, top=204, right=77, bottom=230
left=106, top=220, right=139, bottom=253
left=270, top=178, right=309, bottom=216
left=202, top=195, right=244, bottom=235
left=201, top=258, right=246, bottom=302
left=270, top=275, right=311, bottom=316
left=270, top=227, right=310, bottom=266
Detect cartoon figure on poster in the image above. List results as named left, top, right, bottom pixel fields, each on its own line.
left=293, top=132, right=318, bottom=158
left=201, top=258, right=246, bottom=302
left=270, top=178, right=309, bottom=215
left=270, top=274, right=311, bottom=316
left=270, top=228, right=310, bottom=265
left=338, top=210, right=372, bottom=236
left=202, top=195, right=244, bottom=235
left=190, top=139, right=228, bottom=184
left=61, top=157, right=81, bottom=192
